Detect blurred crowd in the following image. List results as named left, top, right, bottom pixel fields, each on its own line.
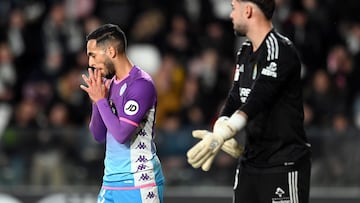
left=1, top=0, right=360, bottom=189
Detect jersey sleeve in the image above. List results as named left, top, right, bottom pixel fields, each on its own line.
left=221, top=66, right=242, bottom=117
left=96, top=79, right=156, bottom=144
left=89, top=103, right=107, bottom=143
left=240, top=41, right=301, bottom=120
left=220, top=46, right=247, bottom=117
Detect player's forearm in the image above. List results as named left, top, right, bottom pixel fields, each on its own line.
left=221, top=84, right=241, bottom=117
left=96, top=98, right=137, bottom=144
left=89, top=103, right=107, bottom=143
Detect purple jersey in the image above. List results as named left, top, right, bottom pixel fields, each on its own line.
left=89, top=66, right=164, bottom=192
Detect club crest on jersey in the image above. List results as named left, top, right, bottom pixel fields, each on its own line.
left=261, top=62, right=277, bottom=78
left=124, top=100, right=139, bottom=115
left=120, top=83, right=127, bottom=96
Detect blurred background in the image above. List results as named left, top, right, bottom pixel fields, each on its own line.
left=1, top=0, right=360, bottom=202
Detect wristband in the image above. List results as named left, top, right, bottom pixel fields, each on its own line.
left=228, top=111, right=246, bottom=131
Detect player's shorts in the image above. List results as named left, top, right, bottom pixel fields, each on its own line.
left=233, top=157, right=311, bottom=203
left=96, top=183, right=163, bottom=203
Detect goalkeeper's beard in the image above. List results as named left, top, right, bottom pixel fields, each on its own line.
left=235, top=31, right=245, bottom=37
left=233, top=24, right=247, bottom=37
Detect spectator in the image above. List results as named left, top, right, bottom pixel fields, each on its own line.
left=154, top=54, right=185, bottom=129
left=30, top=102, right=69, bottom=187
left=1, top=98, right=40, bottom=185
left=0, top=42, right=16, bottom=136
left=304, top=69, right=345, bottom=128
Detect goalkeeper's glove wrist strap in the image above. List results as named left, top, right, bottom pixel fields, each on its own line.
left=222, top=111, right=246, bottom=139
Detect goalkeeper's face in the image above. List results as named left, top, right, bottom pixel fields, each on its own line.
left=230, top=0, right=248, bottom=37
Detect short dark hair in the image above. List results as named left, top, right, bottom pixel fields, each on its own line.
left=86, top=24, right=127, bottom=53
left=242, top=0, right=275, bottom=20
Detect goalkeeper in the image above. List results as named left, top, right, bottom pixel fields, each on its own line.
left=187, top=0, right=311, bottom=203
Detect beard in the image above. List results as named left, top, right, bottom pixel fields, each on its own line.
left=234, top=30, right=245, bottom=37
left=104, top=58, right=116, bottom=79
left=233, top=23, right=247, bottom=37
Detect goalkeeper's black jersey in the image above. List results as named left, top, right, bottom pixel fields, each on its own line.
left=221, top=29, right=311, bottom=168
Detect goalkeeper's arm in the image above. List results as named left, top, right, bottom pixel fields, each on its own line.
left=214, top=110, right=247, bottom=140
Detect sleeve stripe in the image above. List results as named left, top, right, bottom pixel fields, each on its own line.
left=266, top=33, right=279, bottom=61
left=119, top=117, right=139, bottom=127
left=266, top=39, right=272, bottom=61
left=270, top=33, right=279, bottom=59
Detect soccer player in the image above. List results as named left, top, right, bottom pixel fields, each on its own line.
left=187, top=0, right=312, bottom=203
left=80, top=24, right=164, bottom=203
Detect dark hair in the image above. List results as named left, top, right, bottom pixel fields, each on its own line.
left=242, top=0, right=275, bottom=20
left=86, top=24, right=127, bottom=53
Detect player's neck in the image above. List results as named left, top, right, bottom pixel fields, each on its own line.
left=114, top=56, right=133, bottom=80
left=248, top=21, right=273, bottom=52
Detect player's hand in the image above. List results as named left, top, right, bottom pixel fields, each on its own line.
left=200, top=152, right=216, bottom=171
left=187, top=112, right=246, bottom=171
left=188, top=130, right=220, bottom=171
left=213, top=116, right=238, bottom=140
left=80, top=68, right=110, bottom=103
left=192, top=130, right=243, bottom=159
left=187, top=131, right=224, bottom=170
left=213, top=112, right=247, bottom=140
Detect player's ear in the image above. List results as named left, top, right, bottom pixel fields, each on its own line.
left=245, top=4, right=253, bottom=18
left=106, top=46, right=116, bottom=58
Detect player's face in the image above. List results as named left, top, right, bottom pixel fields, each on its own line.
left=87, top=40, right=115, bottom=79
left=103, top=56, right=116, bottom=79
left=230, top=0, right=248, bottom=36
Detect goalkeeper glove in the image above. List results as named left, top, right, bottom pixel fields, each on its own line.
left=192, top=130, right=243, bottom=159
left=187, top=111, right=247, bottom=171
left=213, top=111, right=247, bottom=140
left=187, top=131, right=224, bottom=170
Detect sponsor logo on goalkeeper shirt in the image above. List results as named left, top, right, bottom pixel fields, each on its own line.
left=239, top=87, right=251, bottom=103
left=272, top=187, right=290, bottom=203
left=275, top=187, right=285, bottom=197
left=261, top=62, right=277, bottom=78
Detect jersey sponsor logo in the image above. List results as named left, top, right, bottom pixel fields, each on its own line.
left=120, top=83, right=127, bottom=96
left=272, top=187, right=290, bottom=203
left=239, top=87, right=251, bottom=103
left=124, top=100, right=139, bottom=115
left=275, top=187, right=285, bottom=197
left=261, top=62, right=277, bottom=78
